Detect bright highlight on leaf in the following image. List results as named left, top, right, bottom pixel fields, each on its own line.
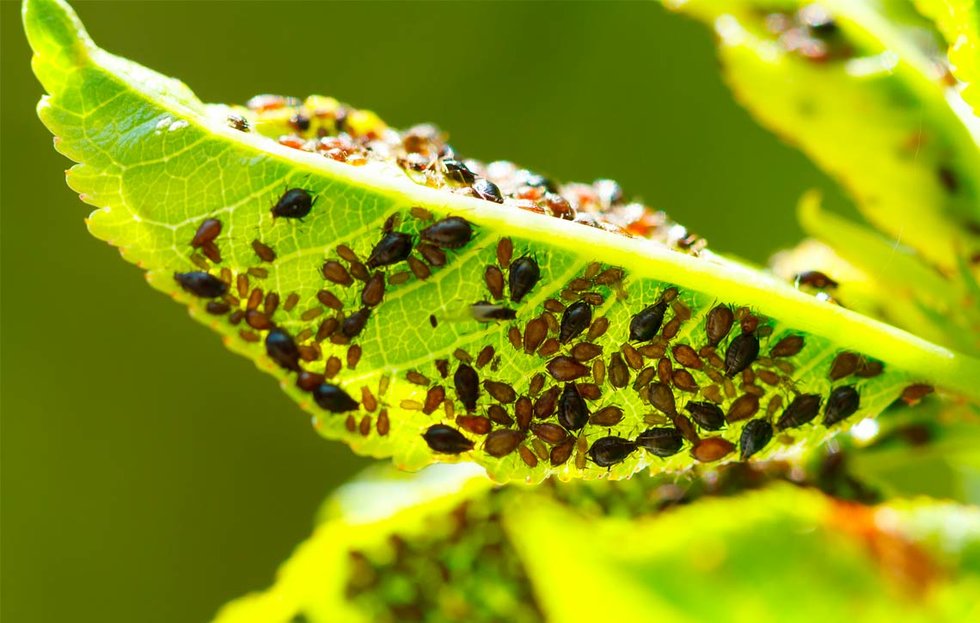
left=23, top=0, right=980, bottom=483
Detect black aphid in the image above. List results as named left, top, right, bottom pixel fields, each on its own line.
left=367, top=231, right=413, bottom=268
left=470, top=302, right=517, bottom=322
left=312, top=383, right=359, bottom=413
left=739, top=419, right=773, bottom=460
left=724, top=333, right=759, bottom=377
left=559, top=301, right=592, bottom=343
left=454, top=364, right=480, bottom=411
left=635, top=427, right=683, bottom=457
left=420, top=216, right=473, bottom=249
left=265, top=328, right=301, bottom=372
left=776, top=394, right=822, bottom=430
left=341, top=308, right=371, bottom=338
left=422, top=424, right=474, bottom=454
left=629, top=301, right=667, bottom=342
left=174, top=271, right=227, bottom=298
left=557, top=383, right=589, bottom=431
left=588, top=437, right=636, bottom=467
left=441, top=159, right=476, bottom=185
left=472, top=178, right=504, bottom=204
left=271, top=188, right=315, bottom=219
left=823, top=385, right=860, bottom=426
left=685, top=401, right=725, bottom=431
left=508, top=256, right=541, bottom=303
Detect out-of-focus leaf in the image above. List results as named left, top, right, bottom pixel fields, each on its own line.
left=915, top=0, right=980, bottom=112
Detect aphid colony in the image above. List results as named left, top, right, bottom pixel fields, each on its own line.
left=225, top=93, right=707, bottom=255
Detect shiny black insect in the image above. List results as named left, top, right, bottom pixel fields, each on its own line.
left=559, top=301, right=592, bottom=343
left=366, top=231, right=413, bottom=268
left=776, top=394, right=822, bottom=430
left=312, top=383, right=359, bottom=413
left=557, top=383, right=589, bottom=431
left=724, top=333, right=759, bottom=377
left=422, top=424, right=474, bottom=454
left=823, top=385, right=860, bottom=426
left=635, top=427, right=683, bottom=457
left=265, top=328, right=301, bottom=372
left=472, top=178, right=504, bottom=204
left=470, top=302, right=517, bottom=322
left=342, top=308, right=371, bottom=338
left=739, top=419, right=772, bottom=460
left=588, top=437, right=636, bottom=467
left=454, top=364, right=480, bottom=411
left=441, top=159, right=476, bottom=185
left=629, top=301, right=667, bottom=342
left=420, top=216, right=473, bottom=249
left=271, top=188, right=316, bottom=219
left=508, top=256, right=541, bottom=303
left=685, top=401, right=725, bottom=431
left=226, top=113, right=250, bottom=132
left=174, top=271, right=227, bottom=298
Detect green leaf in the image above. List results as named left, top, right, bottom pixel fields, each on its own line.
left=24, top=0, right=980, bottom=483
left=915, top=0, right=980, bottom=113
left=214, top=464, right=980, bottom=623
left=665, top=0, right=980, bottom=273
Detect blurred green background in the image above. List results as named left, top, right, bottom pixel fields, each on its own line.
left=1, top=2, right=851, bottom=621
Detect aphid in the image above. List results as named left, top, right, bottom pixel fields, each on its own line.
left=264, top=328, right=301, bottom=371
left=226, top=113, right=250, bottom=132
left=206, top=301, right=230, bottom=315
left=409, top=206, right=433, bottom=221
left=705, top=305, right=734, bottom=346
left=407, top=257, right=430, bottom=280
left=476, top=345, right=495, bottom=368
left=322, top=261, right=353, bottom=286
left=228, top=310, right=245, bottom=326
left=341, top=308, right=371, bottom=338
left=724, top=333, right=759, bottom=377
left=740, top=419, right=773, bottom=459
left=685, top=401, right=725, bottom=431
left=776, top=394, right=822, bottom=430
left=794, top=271, right=838, bottom=289
left=488, top=404, right=514, bottom=426
left=361, top=273, right=385, bottom=307
left=823, top=385, right=860, bottom=426
left=376, top=410, right=390, bottom=436
left=508, top=256, right=541, bottom=303
left=312, top=382, right=358, bottom=413
left=315, top=317, right=338, bottom=341
left=191, top=219, right=221, bottom=248
left=629, top=302, right=667, bottom=342
left=589, top=437, right=636, bottom=467
left=417, top=243, right=446, bottom=267
left=672, top=370, right=698, bottom=393
left=672, top=344, right=702, bottom=369
left=692, top=437, right=735, bottom=462
left=608, top=353, right=630, bottom=388
left=348, top=260, right=369, bottom=282
left=546, top=357, right=590, bottom=381
left=515, top=396, right=534, bottom=429
left=771, top=335, right=805, bottom=358
left=559, top=301, right=592, bottom=343
left=360, top=386, right=378, bottom=412
left=454, top=364, right=480, bottom=411
left=174, top=271, right=227, bottom=298
left=622, top=344, right=644, bottom=370
left=550, top=438, right=575, bottom=466
left=587, top=317, right=610, bottom=341
left=358, top=415, right=372, bottom=437
left=518, top=445, right=538, bottom=467
left=647, top=382, right=676, bottom=415
left=420, top=216, right=473, bottom=249
left=429, top=314, right=438, bottom=328
left=366, top=231, right=413, bottom=268
left=484, top=380, right=517, bottom=403
left=422, top=425, right=473, bottom=454
left=441, top=159, right=476, bottom=184
left=250, top=239, right=276, bottom=263
left=456, top=415, right=492, bottom=435
left=245, top=309, right=273, bottom=331
left=271, top=188, right=315, bottom=219
left=635, top=427, right=684, bottom=457
left=480, top=265, right=505, bottom=301
left=247, top=266, right=268, bottom=279
left=470, top=302, right=517, bottom=322
left=532, top=423, right=568, bottom=445
left=937, top=166, right=959, bottom=194
left=296, top=371, right=325, bottom=392
left=422, top=386, right=446, bottom=415
left=571, top=342, right=603, bottom=361
left=557, top=383, right=590, bottom=431
left=523, top=317, right=548, bottom=354
left=496, top=238, right=513, bottom=268
left=855, top=360, right=884, bottom=378
left=829, top=352, right=859, bottom=380
left=538, top=338, right=560, bottom=357
left=239, top=330, right=260, bottom=343
left=590, top=406, right=623, bottom=426
left=472, top=178, right=504, bottom=203
left=317, top=290, right=343, bottom=310
left=406, top=370, right=430, bottom=386
left=484, top=430, right=525, bottom=457
left=900, top=384, right=934, bottom=406
left=300, top=307, right=322, bottom=321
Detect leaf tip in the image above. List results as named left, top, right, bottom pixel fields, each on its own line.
left=23, top=0, right=94, bottom=72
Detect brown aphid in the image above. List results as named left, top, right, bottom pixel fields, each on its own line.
left=189, top=254, right=210, bottom=271
left=345, top=416, right=357, bottom=432
left=504, top=326, right=522, bottom=351
left=705, top=305, right=735, bottom=346
left=263, top=292, right=280, bottom=316
left=376, top=410, right=390, bottom=436
left=770, top=335, right=805, bottom=358
left=485, top=430, right=525, bottom=457
left=757, top=369, right=780, bottom=386
left=200, top=242, right=221, bottom=264
left=532, top=439, right=550, bottom=461
left=191, top=218, right=221, bottom=248
left=740, top=314, right=759, bottom=334
left=856, top=360, right=884, bottom=378
left=608, top=353, right=630, bottom=388
left=348, top=260, right=369, bottom=282
left=766, top=395, right=783, bottom=418
left=594, top=267, right=624, bottom=285
left=361, top=273, right=385, bottom=307
left=245, top=309, right=273, bottom=330
left=487, top=404, right=514, bottom=426
left=401, top=399, right=423, bottom=410
left=571, top=343, right=603, bottom=361
left=534, top=386, right=561, bottom=419
left=648, top=382, right=677, bottom=415
left=358, top=416, right=372, bottom=437
left=298, top=344, right=320, bottom=362
left=672, top=344, right=703, bottom=369
left=546, top=357, right=590, bottom=381
left=692, top=437, right=735, bottom=462
left=544, top=299, right=565, bottom=313
left=577, top=383, right=602, bottom=400
left=672, top=369, right=699, bottom=392
left=795, top=270, right=838, bottom=289
left=538, top=339, right=560, bottom=357
left=296, top=328, right=314, bottom=343
left=322, top=260, right=353, bottom=286
left=724, top=334, right=759, bottom=377
left=515, top=396, right=534, bottom=429
left=568, top=278, right=590, bottom=292
left=341, top=308, right=371, bottom=338
left=523, top=317, right=548, bottom=354
left=416, top=243, right=446, bottom=267
left=433, top=359, right=450, bottom=379
left=325, top=356, right=342, bottom=378
left=475, top=345, right=494, bottom=369
left=246, top=288, right=263, bottom=311
left=590, top=406, right=624, bottom=426
left=454, top=364, right=480, bottom=411
left=592, top=360, right=606, bottom=385
left=518, top=445, right=538, bottom=467
left=532, top=423, right=568, bottom=445
left=742, top=368, right=755, bottom=385
left=406, top=371, right=430, bottom=386
left=360, top=386, right=378, bottom=412
left=406, top=256, right=430, bottom=281
left=901, top=384, right=934, bottom=406
left=239, top=330, right=260, bottom=343
left=829, top=352, right=860, bottom=380
left=316, top=318, right=339, bottom=342
left=621, top=344, right=644, bottom=370
left=671, top=300, right=692, bottom=321
left=587, top=317, right=610, bottom=341
left=346, top=345, right=362, bottom=369
left=453, top=348, right=473, bottom=363
left=670, top=413, right=700, bottom=444
left=702, top=385, right=724, bottom=404
left=484, top=380, right=517, bottom=404
left=496, top=238, right=513, bottom=268
left=742, top=384, right=764, bottom=397
left=420, top=216, right=473, bottom=249
left=456, top=415, right=492, bottom=435
left=422, top=425, right=473, bottom=454
left=550, top=438, right=576, bottom=466
left=283, top=292, right=299, bottom=312
left=484, top=266, right=505, bottom=300
left=251, top=240, right=276, bottom=263
left=633, top=367, right=657, bottom=391
left=297, top=371, right=325, bottom=392
left=236, top=273, right=250, bottom=298
left=300, top=307, right=322, bottom=322
left=542, top=311, right=559, bottom=333
left=246, top=266, right=268, bottom=280
left=661, top=317, right=682, bottom=340
left=581, top=292, right=604, bottom=306
left=389, top=271, right=411, bottom=285
left=529, top=373, right=545, bottom=396
left=657, top=357, right=673, bottom=384
left=206, top=301, right=230, bottom=315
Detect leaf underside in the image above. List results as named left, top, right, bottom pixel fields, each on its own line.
left=24, top=0, right=980, bottom=483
